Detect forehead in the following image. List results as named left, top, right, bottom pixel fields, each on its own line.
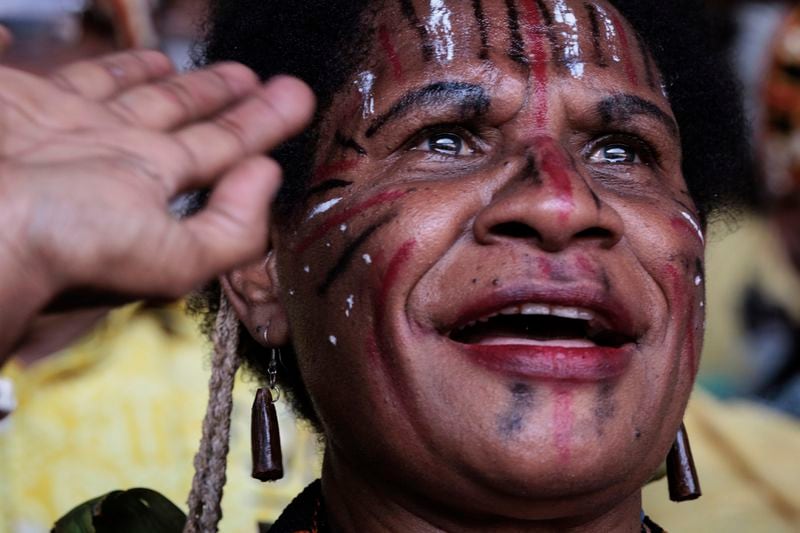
left=356, top=0, right=660, bottom=92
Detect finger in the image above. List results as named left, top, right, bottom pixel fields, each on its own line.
left=175, top=156, right=281, bottom=288
left=171, top=76, right=315, bottom=189
left=107, top=62, right=259, bottom=130
left=50, top=50, right=174, bottom=101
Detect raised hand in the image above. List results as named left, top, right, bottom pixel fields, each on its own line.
left=0, top=50, right=315, bottom=360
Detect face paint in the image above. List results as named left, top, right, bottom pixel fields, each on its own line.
left=584, top=2, right=607, bottom=67
left=363, top=253, right=373, bottom=264
left=505, top=0, right=526, bottom=62
left=669, top=211, right=704, bottom=247
left=425, top=0, right=456, bottom=63
left=312, top=159, right=361, bottom=185
left=345, top=294, right=356, bottom=317
left=329, top=335, right=338, bottom=346
left=607, top=10, right=638, bottom=85
left=471, top=0, right=490, bottom=60
left=307, top=198, right=344, bottom=221
left=680, top=211, right=704, bottom=245
left=497, top=382, right=536, bottom=438
left=553, top=386, right=574, bottom=463
left=317, top=215, right=395, bottom=295
left=400, top=0, right=434, bottom=61
left=521, top=1, right=551, bottom=129
left=296, top=190, right=407, bottom=254
left=552, top=0, right=584, bottom=78
left=378, top=25, right=405, bottom=82
left=593, top=381, right=616, bottom=435
left=355, top=70, right=377, bottom=118
left=532, top=136, right=575, bottom=220
left=665, top=264, right=700, bottom=376
left=592, top=3, right=620, bottom=64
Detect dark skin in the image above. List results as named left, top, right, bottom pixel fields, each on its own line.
left=227, top=0, right=705, bottom=531
left=0, top=48, right=315, bottom=364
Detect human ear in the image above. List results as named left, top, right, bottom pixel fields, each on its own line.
left=220, top=247, right=289, bottom=347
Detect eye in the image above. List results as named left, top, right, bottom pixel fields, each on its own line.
left=414, top=132, right=473, bottom=156
left=589, top=143, right=640, bottom=164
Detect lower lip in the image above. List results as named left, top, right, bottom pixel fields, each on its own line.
left=457, top=343, right=634, bottom=382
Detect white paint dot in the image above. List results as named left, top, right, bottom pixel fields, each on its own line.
left=325, top=242, right=332, bottom=248
left=329, top=335, right=338, bottom=346
left=694, top=275, right=703, bottom=286
left=362, top=254, right=372, bottom=265
left=303, top=265, right=310, bottom=273
left=288, top=289, right=296, bottom=296
left=340, top=224, right=348, bottom=232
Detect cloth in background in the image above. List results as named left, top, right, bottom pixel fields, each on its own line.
left=0, top=304, right=320, bottom=533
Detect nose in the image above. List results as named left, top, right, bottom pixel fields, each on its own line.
left=473, top=136, right=623, bottom=252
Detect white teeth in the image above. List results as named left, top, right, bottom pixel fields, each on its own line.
left=550, top=306, right=595, bottom=321
left=521, top=304, right=551, bottom=316
left=457, top=304, right=597, bottom=331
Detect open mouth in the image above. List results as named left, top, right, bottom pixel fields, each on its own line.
left=447, top=305, right=633, bottom=348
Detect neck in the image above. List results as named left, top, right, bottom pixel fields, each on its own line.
left=321, top=448, right=644, bottom=533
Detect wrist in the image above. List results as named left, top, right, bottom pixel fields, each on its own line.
left=0, top=172, right=57, bottom=362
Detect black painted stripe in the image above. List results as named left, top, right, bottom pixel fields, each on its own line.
left=472, top=0, right=491, bottom=60
left=505, top=0, right=527, bottom=63
left=585, top=3, right=607, bottom=67
left=317, top=214, right=395, bottom=295
left=399, top=0, right=434, bottom=61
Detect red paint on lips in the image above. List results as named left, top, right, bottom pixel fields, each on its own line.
left=460, top=343, right=634, bottom=382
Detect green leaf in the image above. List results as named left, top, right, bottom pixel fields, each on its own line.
left=53, top=489, right=186, bottom=533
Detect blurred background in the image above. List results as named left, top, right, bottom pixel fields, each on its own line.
left=0, top=0, right=798, bottom=532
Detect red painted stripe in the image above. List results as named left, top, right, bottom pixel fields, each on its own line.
left=665, top=264, right=699, bottom=376
left=553, top=386, right=574, bottom=464
left=532, top=136, right=575, bottom=220
left=296, top=190, right=406, bottom=254
left=609, top=11, right=638, bottom=86
left=522, top=1, right=550, bottom=128
left=670, top=217, right=703, bottom=248
left=311, top=159, right=360, bottom=185
left=378, top=25, right=405, bottom=82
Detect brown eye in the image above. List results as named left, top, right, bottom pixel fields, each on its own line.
left=589, top=143, right=640, bottom=164
left=416, top=132, right=472, bottom=156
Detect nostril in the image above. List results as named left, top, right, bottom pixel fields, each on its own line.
left=575, top=227, right=614, bottom=240
left=491, top=222, right=540, bottom=240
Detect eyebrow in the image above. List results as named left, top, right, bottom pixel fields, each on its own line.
left=597, top=94, right=679, bottom=141
left=365, top=81, right=491, bottom=138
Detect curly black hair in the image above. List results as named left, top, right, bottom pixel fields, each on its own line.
left=192, top=0, right=752, bottom=428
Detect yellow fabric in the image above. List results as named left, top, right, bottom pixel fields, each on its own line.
left=0, top=304, right=321, bottom=533
left=699, top=213, right=800, bottom=391
left=643, top=389, right=800, bottom=532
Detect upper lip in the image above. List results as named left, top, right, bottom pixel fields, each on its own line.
left=437, top=284, right=640, bottom=344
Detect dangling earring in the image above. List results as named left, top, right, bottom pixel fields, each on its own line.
left=666, top=423, right=701, bottom=501
left=251, top=325, right=284, bottom=481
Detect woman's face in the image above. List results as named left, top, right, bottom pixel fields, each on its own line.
left=276, top=0, right=704, bottom=519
